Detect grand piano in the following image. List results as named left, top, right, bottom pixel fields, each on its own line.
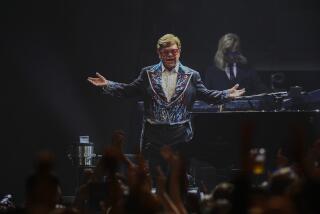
left=137, top=89, right=320, bottom=187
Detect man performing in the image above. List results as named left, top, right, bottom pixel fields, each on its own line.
left=87, top=33, right=245, bottom=174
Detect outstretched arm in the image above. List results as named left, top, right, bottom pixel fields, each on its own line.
left=194, top=71, right=245, bottom=104
left=87, top=70, right=145, bottom=98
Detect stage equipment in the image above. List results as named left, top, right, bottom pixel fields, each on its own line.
left=68, top=136, right=97, bottom=167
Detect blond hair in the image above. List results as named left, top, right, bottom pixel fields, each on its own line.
left=157, top=34, right=181, bottom=50
left=214, top=33, right=247, bottom=70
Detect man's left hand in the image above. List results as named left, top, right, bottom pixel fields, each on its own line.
left=227, top=84, right=245, bottom=98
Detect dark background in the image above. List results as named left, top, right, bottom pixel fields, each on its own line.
left=2, top=0, right=320, bottom=202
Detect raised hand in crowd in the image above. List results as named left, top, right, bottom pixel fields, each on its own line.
left=160, top=145, right=188, bottom=214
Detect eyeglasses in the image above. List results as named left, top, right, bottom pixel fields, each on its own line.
left=159, top=48, right=180, bottom=56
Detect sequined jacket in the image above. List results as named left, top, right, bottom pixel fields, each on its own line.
left=103, top=62, right=229, bottom=124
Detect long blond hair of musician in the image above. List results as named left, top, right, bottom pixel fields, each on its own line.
left=214, top=33, right=247, bottom=70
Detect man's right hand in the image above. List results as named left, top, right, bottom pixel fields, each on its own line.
left=87, top=72, right=108, bottom=87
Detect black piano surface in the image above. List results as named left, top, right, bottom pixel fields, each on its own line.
left=187, top=109, right=319, bottom=189
left=190, top=110, right=320, bottom=167
left=190, top=89, right=320, bottom=166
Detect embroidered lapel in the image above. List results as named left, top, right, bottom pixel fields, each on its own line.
left=146, top=63, right=167, bottom=102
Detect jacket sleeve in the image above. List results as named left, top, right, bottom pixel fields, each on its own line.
left=102, top=69, right=145, bottom=98
left=193, top=71, right=230, bottom=104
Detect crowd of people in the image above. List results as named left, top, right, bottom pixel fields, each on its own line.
left=1, top=129, right=320, bottom=214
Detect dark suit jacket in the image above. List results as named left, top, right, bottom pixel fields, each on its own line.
left=103, top=62, right=230, bottom=124
left=204, top=64, right=268, bottom=95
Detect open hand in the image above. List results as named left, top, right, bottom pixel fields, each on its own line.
left=87, top=72, right=108, bottom=87
left=227, top=84, right=245, bottom=99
